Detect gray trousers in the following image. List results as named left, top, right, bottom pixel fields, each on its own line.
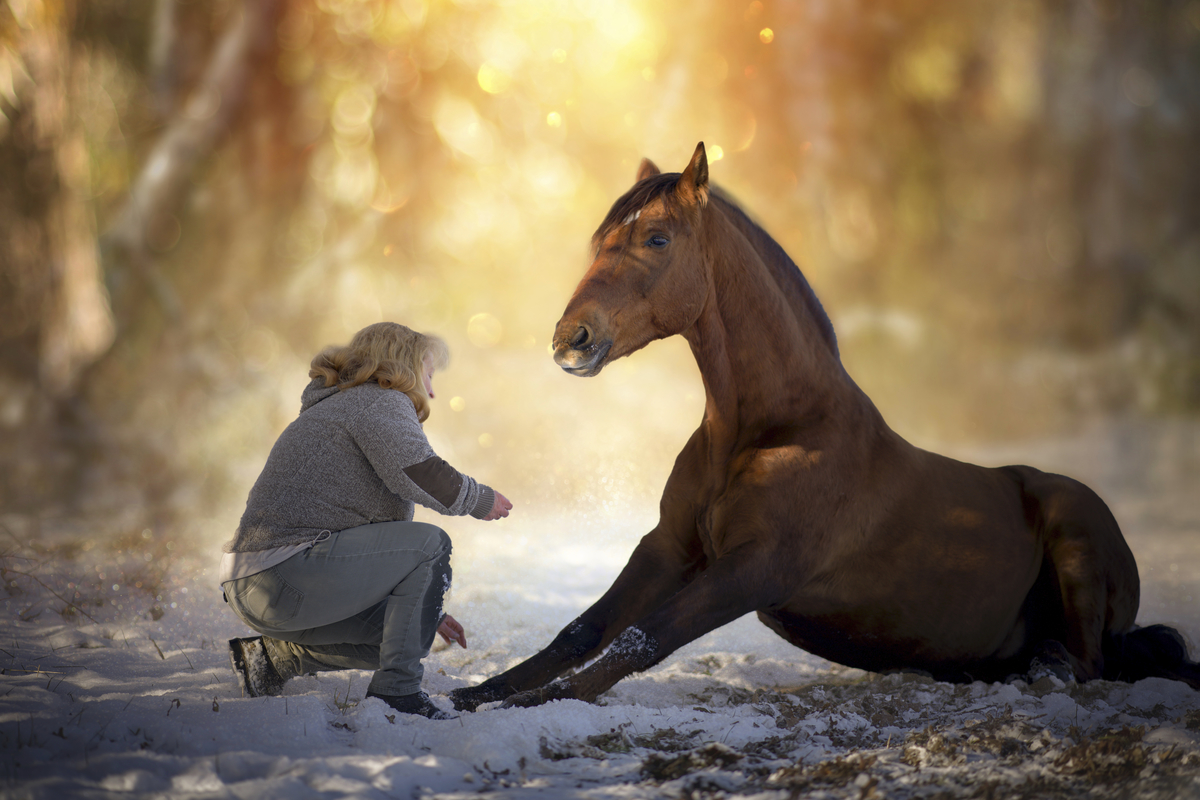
left=223, top=521, right=451, bottom=697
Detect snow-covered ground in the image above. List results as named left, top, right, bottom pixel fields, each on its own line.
left=3, top=418, right=1199, bottom=799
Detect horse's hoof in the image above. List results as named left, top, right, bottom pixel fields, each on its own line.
left=448, top=686, right=500, bottom=712
left=446, top=688, right=474, bottom=712
left=501, top=681, right=582, bottom=709
left=500, top=688, right=545, bottom=709
left=1027, top=640, right=1075, bottom=686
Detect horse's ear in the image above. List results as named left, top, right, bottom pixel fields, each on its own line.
left=637, top=158, right=661, bottom=182
left=676, top=142, right=709, bottom=208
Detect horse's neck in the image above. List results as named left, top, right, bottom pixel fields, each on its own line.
left=684, top=208, right=859, bottom=446
left=719, top=202, right=839, bottom=357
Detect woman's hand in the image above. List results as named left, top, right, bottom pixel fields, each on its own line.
left=438, top=613, right=467, bottom=648
left=483, top=490, right=513, bottom=521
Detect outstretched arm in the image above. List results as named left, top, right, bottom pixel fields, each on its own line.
left=352, top=391, right=498, bottom=519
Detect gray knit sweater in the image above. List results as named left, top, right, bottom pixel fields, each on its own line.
left=226, top=378, right=494, bottom=553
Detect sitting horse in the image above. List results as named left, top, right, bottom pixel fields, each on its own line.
left=450, top=143, right=1199, bottom=711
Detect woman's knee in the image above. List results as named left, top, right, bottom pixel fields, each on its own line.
left=408, top=522, right=451, bottom=559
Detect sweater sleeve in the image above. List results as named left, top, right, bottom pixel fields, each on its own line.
left=350, top=390, right=493, bottom=519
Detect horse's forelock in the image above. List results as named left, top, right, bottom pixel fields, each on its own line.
left=593, top=173, right=681, bottom=241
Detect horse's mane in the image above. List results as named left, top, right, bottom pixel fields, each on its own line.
left=595, top=174, right=839, bottom=358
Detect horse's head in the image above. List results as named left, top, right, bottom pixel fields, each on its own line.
left=553, top=142, right=712, bottom=377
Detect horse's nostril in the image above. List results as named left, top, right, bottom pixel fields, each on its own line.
left=570, top=326, right=590, bottom=348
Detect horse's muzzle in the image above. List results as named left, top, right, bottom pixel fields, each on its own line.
left=553, top=339, right=612, bottom=377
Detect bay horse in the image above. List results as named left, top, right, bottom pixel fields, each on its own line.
left=450, top=143, right=1199, bottom=711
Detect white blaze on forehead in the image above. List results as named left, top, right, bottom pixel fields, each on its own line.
left=622, top=209, right=641, bottom=227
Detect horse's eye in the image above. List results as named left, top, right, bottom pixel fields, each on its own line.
left=646, top=234, right=669, bottom=249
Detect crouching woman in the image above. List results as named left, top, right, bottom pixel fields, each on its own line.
left=219, top=322, right=512, bottom=719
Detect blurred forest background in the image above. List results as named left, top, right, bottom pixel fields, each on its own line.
left=2, top=0, right=1199, bottom=574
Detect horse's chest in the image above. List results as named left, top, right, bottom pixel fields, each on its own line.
left=693, top=445, right=812, bottom=559
left=696, top=492, right=750, bottom=559
left=696, top=507, right=719, bottom=561
left=694, top=477, right=764, bottom=560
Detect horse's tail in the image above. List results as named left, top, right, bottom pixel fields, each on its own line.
left=1102, top=624, right=1200, bottom=689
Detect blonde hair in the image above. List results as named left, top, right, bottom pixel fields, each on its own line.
left=309, top=322, right=449, bottom=422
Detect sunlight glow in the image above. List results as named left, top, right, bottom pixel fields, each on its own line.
left=467, top=313, right=503, bottom=348
left=521, top=145, right=579, bottom=200
left=332, top=86, right=376, bottom=134
left=309, top=142, right=379, bottom=208
left=433, top=95, right=495, bottom=162
left=730, top=106, right=757, bottom=152
left=759, top=28, right=774, bottom=44
left=592, top=2, right=643, bottom=46
left=369, top=179, right=408, bottom=213
left=827, top=189, right=879, bottom=262
left=477, top=62, right=513, bottom=94
left=895, top=29, right=963, bottom=103
left=990, top=7, right=1042, bottom=122
left=331, top=148, right=379, bottom=208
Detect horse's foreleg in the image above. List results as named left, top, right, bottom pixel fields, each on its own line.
left=449, top=533, right=701, bottom=711
left=500, top=549, right=773, bottom=708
